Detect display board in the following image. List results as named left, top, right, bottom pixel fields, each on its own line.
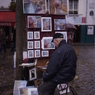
left=26, top=15, right=67, bottom=58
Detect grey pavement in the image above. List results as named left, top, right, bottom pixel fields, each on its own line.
left=0, top=45, right=95, bottom=95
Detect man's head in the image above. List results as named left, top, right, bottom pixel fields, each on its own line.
left=52, top=33, right=63, bottom=48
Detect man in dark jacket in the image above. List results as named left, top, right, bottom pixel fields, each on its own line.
left=0, top=28, right=6, bottom=53
left=38, top=33, right=77, bottom=95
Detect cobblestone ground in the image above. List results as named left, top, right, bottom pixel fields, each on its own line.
left=0, top=46, right=95, bottom=95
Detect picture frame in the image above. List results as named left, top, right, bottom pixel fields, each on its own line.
left=27, top=16, right=41, bottom=28
left=28, top=88, right=38, bottom=95
left=54, top=19, right=66, bottom=30
left=29, top=68, right=37, bottom=81
left=18, top=87, right=25, bottom=95
left=27, top=31, right=33, bottom=40
left=55, top=32, right=67, bottom=42
left=28, top=50, right=34, bottom=58
left=35, top=50, right=40, bottom=58
left=42, top=51, right=49, bottom=57
left=13, top=80, right=27, bottom=95
left=23, top=0, right=46, bottom=14
left=27, top=41, right=33, bottom=49
left=34, top=31, right=40, bottom=39
left=34, top=41, right=40, bottom=49
left=41, top=37, right=55, bottom=50
left=41, top=17, right=52, bottom=32
left=87, top=25, right=94, bottom=35
left=51, top=0, right=67, bottom=14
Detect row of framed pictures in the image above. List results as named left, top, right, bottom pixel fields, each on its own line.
left=27, top=37, right=55, bottom=50
left=27, top=16, right=66, bottom=31
left=23, top=0, right=67, bottom=14
left=28, top=50, right=49, bottom=58
left=27, top=31, right=40, bottom=40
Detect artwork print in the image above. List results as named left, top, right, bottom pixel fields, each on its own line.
left=54, top=19, right=66, bottom=30
left=28, top=50, right=34, bottom=58
left=42, top=37, right=55, bottom=49
left=51, top=0, right=67, bottom=14
left=23, top=0, right=46, bottom=14
left=34, top=31, right=40, bottom=39
left=27, top=16, right=41, bottom=28
left=42, top=51, right=49, bottom=57
left=35, top=50, right=40, bottom=58
left=41, top=17, right=52, bottom=31
left=27, top=41, right=33, bottom=49
left=27, top=31, right=33, bottom=40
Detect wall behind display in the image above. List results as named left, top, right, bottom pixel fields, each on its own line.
left=26, top=15, right=66, bottom=58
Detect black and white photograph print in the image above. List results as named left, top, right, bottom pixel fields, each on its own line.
left=28, top=50, right=34, bottom=58
left=35, top=50, right=40, bottom=58
left=34, top=41, right=40, bottom=49
left=87, top=26, right=94, bottom=35
left=27, top=41, right=33, bottom=49
left=23, top=0, right=46, bottom=14
left=27, top=31, right=33, bottom=40
left=54, top=19, right=66, bottom=30
left=34, top=31, right=40, bottom=39
left=41, top=17, right=52, bottom=32
left=42, top=51, right=49, bottom=57
left=29, top=68, right=36, bottom=81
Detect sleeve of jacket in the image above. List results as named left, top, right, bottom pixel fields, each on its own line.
left=43, top=50, right=65, bottom=82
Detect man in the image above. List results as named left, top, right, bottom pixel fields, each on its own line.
left=10, top=24, right=16, bottom=52
left=0, top=28, right=6, bottom=54
left=38, top=33, right=77, bottom=95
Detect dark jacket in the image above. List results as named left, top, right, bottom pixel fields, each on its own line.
left=43, top=40, right=77, bottom=84
left=0, top=31, right=6, bottom=45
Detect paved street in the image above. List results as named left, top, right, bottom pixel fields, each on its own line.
left=0, top=45, right=95, bottom=95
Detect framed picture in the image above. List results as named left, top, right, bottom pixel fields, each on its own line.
left=51, top=0, right=67, bottom=14
left=34, top=31, right=40, bottom=39
left=41, top=17, right=52, bottom=32
left=29, top=68, right=37, bottom=81
left=18, top=87, right=25, bottom=95
left=13, top=80, right=27, bottom=95
left=35, top=50, right=40, bottom=58
left=42, top=37, right=55, bottom=50
left=34, top=41, right=40, bottom=49
left=23, top=0, right=46, bottom=14
left=55, top=32, right=67, bottom=42
left=27, top=16, right=41, bottom=28
left=28, top=88, right=38, bottom=95
left=87, top=26, right=94, bottom=35
left=42, top=51, right=49, bottom=57
left=54, top=19, right=66, bottom=30
left=27, top=31, right=33, bottom=40
left=27, top=41, right=33, bottom=49
left=28, top=50, right=34, bottom=58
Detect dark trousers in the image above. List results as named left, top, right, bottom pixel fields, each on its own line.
left=38, top=81, right=58, bottom=95
left=0, top=44, right=6, bottom=53
left=11, top=42, right=15, bottom=52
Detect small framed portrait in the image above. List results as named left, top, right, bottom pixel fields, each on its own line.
left=27, top=41, right=33, bottom=49
left=28, top=50, right=34, bottom=58
left=41, top=17, right=52, bottom=32
left=34, top=41, right=40, bottom=49
left=34, top=31, right=40, bottom=39
left=42, top=37, right=55, bottom=50
left=54, top=19, right=66, bottom=30
left=55, top=32, right=67, bottom=42
left=27, top=16, right=41, bottom=28
left=42, top=51, right=49, bottom=57
left=27, top=31, right=33, bottom=40
left=29, top=68, right=36, bottom=81
left=35, top=50, right=40, bottom=58
left=87, top=26, right=94, bottom=35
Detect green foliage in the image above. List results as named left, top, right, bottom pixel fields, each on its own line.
left=9, top=2, right=16, bottom=11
